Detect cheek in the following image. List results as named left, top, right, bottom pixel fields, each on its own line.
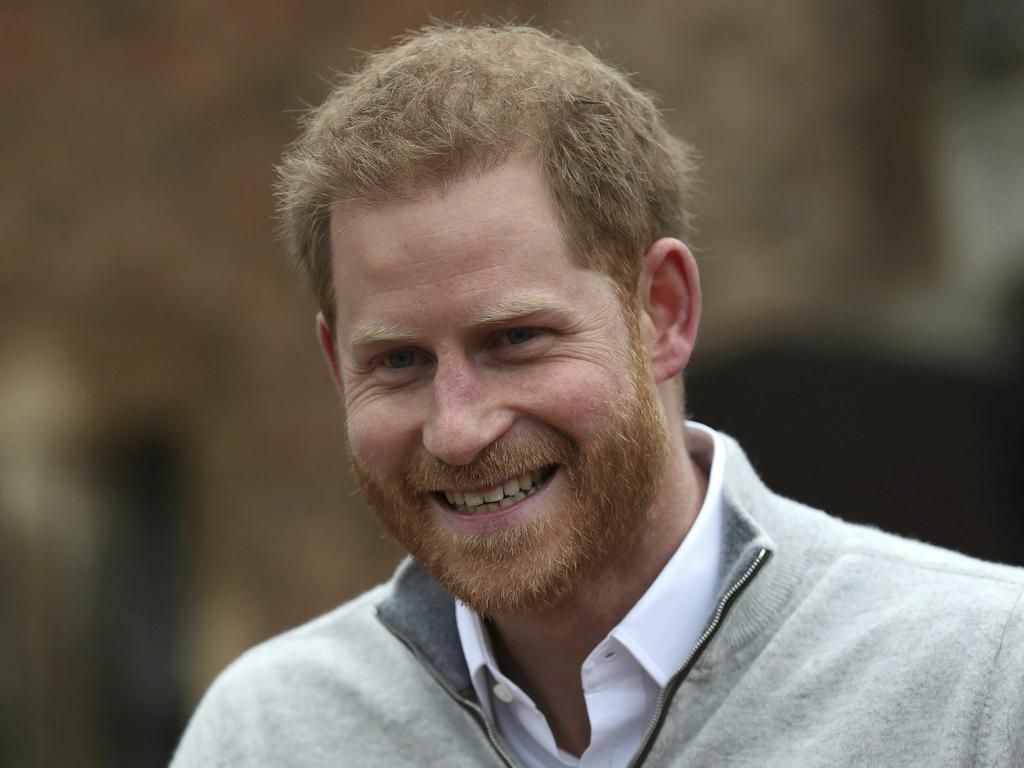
left=345, top=399, right=418, bottom=472
left=523, top=366, right=626, bottom=437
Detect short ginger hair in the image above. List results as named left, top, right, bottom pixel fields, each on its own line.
left=275, top=23, right=698, bottom=324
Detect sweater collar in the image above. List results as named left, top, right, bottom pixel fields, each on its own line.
left=375, top=557, right=473, bottom=696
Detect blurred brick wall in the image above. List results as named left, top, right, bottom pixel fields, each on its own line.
left=573, top=0, right=934, bottom=350
left=4, top=2, right=971, bottom=763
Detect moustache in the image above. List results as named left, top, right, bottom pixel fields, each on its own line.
left=403, top=430, right=578, bottom=493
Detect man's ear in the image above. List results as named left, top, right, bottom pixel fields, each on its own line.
left=316, top=312, right=345, bottom=397
left=635, top=238, right=701, bottom=384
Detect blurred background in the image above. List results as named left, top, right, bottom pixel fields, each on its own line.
left=2, top=1, right=1022, bottom=765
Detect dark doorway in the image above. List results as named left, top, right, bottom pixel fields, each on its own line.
left=689, top=343, right=1023, bottom=566
left=96, top=428, right=187, bottom=767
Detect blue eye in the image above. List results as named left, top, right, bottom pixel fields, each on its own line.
left=384, top=350, right=416, bottom=369
left=504, top=328, right=536, bottom=345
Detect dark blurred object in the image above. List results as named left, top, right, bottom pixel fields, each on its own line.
left=96, top=429, right=186, bottom=767
left=960, top=0, right=1024, bottom=77
left=690, top=342, right=1023, bottom=566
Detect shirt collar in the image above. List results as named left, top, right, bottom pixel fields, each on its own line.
left=455, top=591, right=501, bottom=721
left=608, top=421, right=725, bottom=685
left=456, top=420, right=727, bottom=700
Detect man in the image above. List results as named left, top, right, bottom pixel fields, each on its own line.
left=173, top=24, right=1024, bottom=767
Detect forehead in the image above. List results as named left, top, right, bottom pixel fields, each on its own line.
left=332, top=160, right=564, bottom=277
left=328, top=159, right=614, bottom=343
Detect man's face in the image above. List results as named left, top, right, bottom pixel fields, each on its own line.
left=327, top=158, right=669, bottom=615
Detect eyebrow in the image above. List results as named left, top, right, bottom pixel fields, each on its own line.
left=466, top=295, right=566, bottom=326
left=348, top=322, right=419, bottom=350
left=348, top=295, right=569, bottom=351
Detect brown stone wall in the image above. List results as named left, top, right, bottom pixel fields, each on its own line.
left=6, top=2, right=995, bottom=765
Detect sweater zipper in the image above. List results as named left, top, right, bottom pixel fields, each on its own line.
left=382, top=546, right=768, bottom=768
left=626, top=546, right=770, bottom=767
left=381, top=623, right=519, bottom=767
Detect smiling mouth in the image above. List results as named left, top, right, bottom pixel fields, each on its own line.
left=435, top=465, right=559, bottom=514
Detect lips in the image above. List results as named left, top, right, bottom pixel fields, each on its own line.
left=436, top=464, right=558, bottom=514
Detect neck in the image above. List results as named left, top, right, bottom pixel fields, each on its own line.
left=487, top=421, right=708, bottom=755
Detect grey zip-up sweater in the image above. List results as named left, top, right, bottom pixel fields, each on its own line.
left=172, top=436, right=1024, bottom=766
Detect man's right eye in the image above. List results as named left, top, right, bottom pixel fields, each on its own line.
left=383, top=350, right=417, bottom=369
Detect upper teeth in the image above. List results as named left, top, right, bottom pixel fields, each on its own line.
left=443, top=468, right=548, bottom=513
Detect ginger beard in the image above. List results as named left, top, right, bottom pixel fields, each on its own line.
left=350, top=308, right=670, bottom=616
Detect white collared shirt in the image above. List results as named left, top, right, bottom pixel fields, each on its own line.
left=455, top=422, right=726, bottom=768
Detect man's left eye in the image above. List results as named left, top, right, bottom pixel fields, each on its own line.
left=503, top=328, right=537, bottom=345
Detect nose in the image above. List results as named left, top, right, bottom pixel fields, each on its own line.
left=422, top=355, right=512, bottom=466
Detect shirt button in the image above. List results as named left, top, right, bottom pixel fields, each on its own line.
left=492, top=683, right=515, bottom=703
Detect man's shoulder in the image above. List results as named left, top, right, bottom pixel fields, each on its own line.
left=171, top=575, right=475, bottom=766
left=176, top=581, right=392, bottom=716
left=720, top=434, right=1024, bottom=593
left=673, top=491, right=1024, bottom=766
left=721, top=432, right=1024, bottom=622
left=703, top=461, right=1024, bottom=765
left=771, top=489, right=1024, bottom=618
left=749, top=487, right=1024, bottom=721
left=217, top=580, right=395, bottom=689
left=803, top=494, right=1021, bottom=590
